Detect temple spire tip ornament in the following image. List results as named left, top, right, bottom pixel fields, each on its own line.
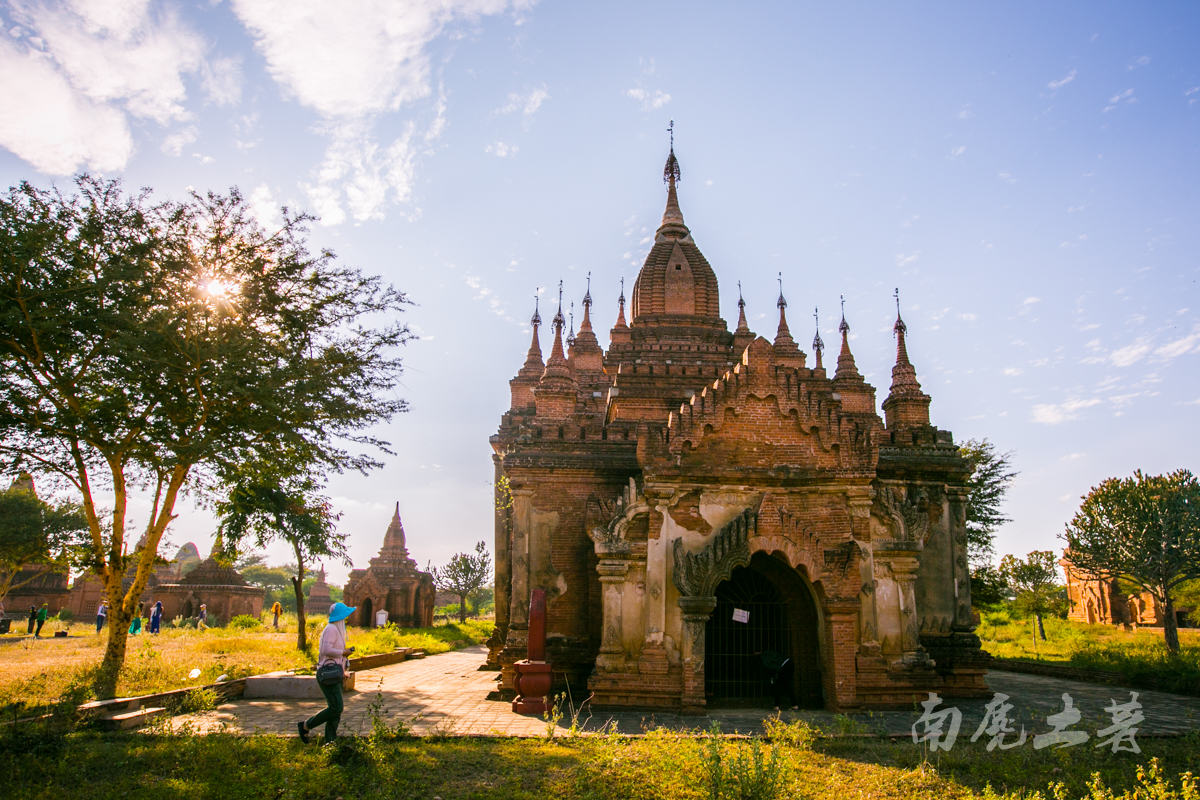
left=519, top=292, right=544, bottom=375
left=660, top=120, right=685, bottom=228
left=776, top=272, right=787, bottom=310
left=893, top=287, right=912, bottom=366
left=614, top=276, right=628, bottom=329
left=567, top=302, right=575, bottom=347
left=812, top=306, right=824, bottom=370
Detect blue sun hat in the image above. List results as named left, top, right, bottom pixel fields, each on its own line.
left=328, top=602, right=356, bottom=623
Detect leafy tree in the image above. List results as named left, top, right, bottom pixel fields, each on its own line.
left=1064, top=469, right=1200, bottom=654
left=432, top=542, right=492, bottom=624
left=968, top=564, right=1009, bottom=608
left=0, top=178, right=409, bottom=696
left=998, top=551, right=1065, bottom=641
left=959, top=439, right=1017, bottom=567
left=217, top=470, right=347, bottom=651
left=0, top=478, right=88, bottom=605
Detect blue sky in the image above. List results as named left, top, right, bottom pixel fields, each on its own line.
left=2, top=2, right=1197, bottom=582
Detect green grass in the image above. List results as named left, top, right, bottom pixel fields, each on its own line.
left=0, top=619, right=493, bottom=712
left=977, top=611, right=1200, bottom=696
left=1, top=725, right=1197, bottom=800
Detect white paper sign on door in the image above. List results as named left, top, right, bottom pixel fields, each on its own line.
left=732, top=608, right=750, bottom=623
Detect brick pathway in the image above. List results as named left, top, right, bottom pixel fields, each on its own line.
left=175, top=645, right=1200, bottom=739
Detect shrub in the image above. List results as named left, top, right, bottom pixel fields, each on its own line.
left=55, top=609, right=74, bottom=623
left=229, top=615, right=261, bottom=630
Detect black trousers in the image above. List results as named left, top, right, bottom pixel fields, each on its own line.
left=771, top=661, right=795, bottom=708
left=305, top=679, right=344, bottom=743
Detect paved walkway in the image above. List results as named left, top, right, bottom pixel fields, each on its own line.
left=175, top=646, right=1200, bottom=738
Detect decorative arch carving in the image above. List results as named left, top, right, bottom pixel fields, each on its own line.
left=746, top=535, right=818, bottom=580
left=672, top=507, right=756, bottom=597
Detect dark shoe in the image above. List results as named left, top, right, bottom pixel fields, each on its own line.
left=297, top=721, right=310, bottom=743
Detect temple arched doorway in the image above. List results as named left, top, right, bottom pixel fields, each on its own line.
left=360, top=597, right=373, bottom=628
left=183, top=600, right=193, bottom=618
left=705, top=553, right=822, bottom=708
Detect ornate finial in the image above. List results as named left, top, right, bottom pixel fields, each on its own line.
left=812, top=307, right=824, bottom=354
left=776, top=272, right=786, bottom=310
left=663, top=120, right=681, bottom=185
left=894, top=287, right=907, bottom=336
left=583, top=272, right=592, bottom=308
left=619, top=276, right=625, bottom=303
left=839, top=294, right=849, bottom=337
left=738, top=280, right=745, bottom=309
left=567, top=302, right=575, bottom=346
left=531, top=292, right=542, bottom=327
left=553, top=280, right=565, bottom=329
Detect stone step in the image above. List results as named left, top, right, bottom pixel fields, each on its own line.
left=100, top=707, right=166, bottom=731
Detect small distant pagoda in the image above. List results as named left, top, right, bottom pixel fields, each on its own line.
left=304, top=565, right=334, bottom=616
left=343, top=503, right=435, bottom=628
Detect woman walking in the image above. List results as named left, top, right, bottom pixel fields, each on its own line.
left=297, top=602, right=356, bottom=744
left=96, top=601, right=107, bottom=634
left=198, top=604, right=207, bottom=629
left=149, top=601, right=163, bottom=634
left=271, top=601, right=282, bottom=630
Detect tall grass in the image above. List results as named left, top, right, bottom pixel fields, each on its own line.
left=978, top=610, right=1200, bottom=696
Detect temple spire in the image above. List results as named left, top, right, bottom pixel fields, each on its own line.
left=835, top=294, right=860, bottom=379
left=567, top=302, right=576, bottom=348
left=775, top=272, right=791, bottom=340
left=812, top=307, right=824, bottom=370
left=882, top=287, right=930, bottom=431
left=661, top=120, right=685, bottom=228
left=580, top=272, right=593, bottom=332
left=893, top=287, right=911, bottom=366
left=543, top=280, right=570, bottom=374
left=772, top=272, right=803, bottom=367
left=519, top=293, right=544, bottom=374
left=615, top=277, right=628, bottom=328
left=732, top=279, right=755, bottom=355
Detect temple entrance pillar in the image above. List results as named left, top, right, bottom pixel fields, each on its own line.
left=678, top=595, right=717, bottom=714
left=596, top=560, right=630, bottom=671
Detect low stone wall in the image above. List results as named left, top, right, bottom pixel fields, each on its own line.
left=989, top=658, right=1132, bottom=687
left=78, top=678, right=248, bottom=720
left=347, top=648, right=415, bottom=672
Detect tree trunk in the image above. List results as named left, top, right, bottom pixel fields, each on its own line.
left=1163, top=593, right=1180, bottom=654
left=1036, top=613, right=1047, bottom=641
left=292, top=542, right=307, bottom=652
left=96, top=602, right=133, bottom=699
left=458, top=593, right=468, bottom=624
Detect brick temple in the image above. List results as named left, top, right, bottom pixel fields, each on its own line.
left=488, top=144, right=990, bottom=712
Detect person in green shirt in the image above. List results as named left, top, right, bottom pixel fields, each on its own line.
left=34, top=604, right=48, bottom=638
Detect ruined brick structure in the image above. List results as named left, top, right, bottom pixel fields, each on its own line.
left=343, top=504, right=436, bottom=628
left=488, top=146, right=991, bottom=712
left=1060, top=554, right=1193, bottom=628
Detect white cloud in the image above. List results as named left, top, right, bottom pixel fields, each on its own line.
left=895, top=251, right=920, bottom=268
left=202, top=55, right=242, bottom=106
left=1003, top=367, right=1023, bottom=376
left=160, top=125, right=197, bottom=157
left=1110, top=337, right=1152, bottom=367
left=626, top=87, right=670, bottom=110
left=1047, top=70, right=1077, bottom=89
left=998, top=172, right=1017, bottom=184
left=1103, top=88, right=1134, bottom=112
left=302, top=119, right=419, bottom=225
left=247, top=183, right=282, bottom=230
left=1031, top=398, right=1101, bottom=425
left=1154, top=327, right=1200, bottom=360
left=485, top=141, right=518, bottom=157
left=950, top=145, right=966, bottom=158
left=495, top=85, right=549, bottom=119
left=0, top=0, right=209, bottom=173
left=1127, top=56, right=1150, bottom=70
left=230, top=0, right=531, bottom=223
left=0, top=38, right=131, bottom=172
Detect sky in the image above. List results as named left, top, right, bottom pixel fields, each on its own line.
left=1, top=1, right=1198, bottom=584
